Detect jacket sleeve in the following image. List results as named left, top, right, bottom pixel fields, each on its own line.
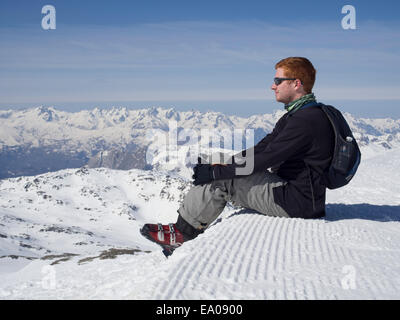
left=214, top=116, right=312, bottom=180
left=232, top=115, right=286, bottom=161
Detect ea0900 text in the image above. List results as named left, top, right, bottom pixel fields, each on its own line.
left=200, top=304, right=242, bottom=315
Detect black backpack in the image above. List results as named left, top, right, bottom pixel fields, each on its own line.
left=302, top=103, right=361, bottom=189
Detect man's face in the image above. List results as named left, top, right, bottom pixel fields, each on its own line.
left=271, top=68, right=297, bottom=104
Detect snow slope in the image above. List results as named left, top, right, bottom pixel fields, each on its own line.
left=1, top=149, right=400, bottom=299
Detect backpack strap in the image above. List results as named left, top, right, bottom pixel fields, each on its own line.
left=299, top=102, right=324, bottom=110
left=287, top=101, right=323, bottom=117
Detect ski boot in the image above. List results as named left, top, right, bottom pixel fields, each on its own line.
left=140, top=223, right=184, bottom=257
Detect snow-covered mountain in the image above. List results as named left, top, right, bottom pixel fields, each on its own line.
left=1, top=106, right=400, bottom=179
left=0, top=167, right=190, bottom=262
left=1, top=147, right=400, bottom=299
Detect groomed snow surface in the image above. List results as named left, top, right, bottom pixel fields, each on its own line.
left=1, top=148, right=400, bottom=300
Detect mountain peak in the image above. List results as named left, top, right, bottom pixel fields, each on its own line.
left=35, top=106, right=58, bottom=122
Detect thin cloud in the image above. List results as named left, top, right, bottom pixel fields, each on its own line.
left=0, top=20, right=399, bottom=103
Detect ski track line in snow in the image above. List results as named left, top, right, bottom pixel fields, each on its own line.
left=153, top=214, right=257, bottom=299
left=265, top=217, right=285, bottom=299
left=227, top=215, right=253, bottom=283
left=155, top=215, right=298, bottom=299
left=258, top=216, right=283, bottom=299
left=254, top=216, right=273, bottom=282
left=202, top=216, right=247, bottom=298
left=191, top=214, right=244, bottom=298
left=216, top=215, right=256, bottom=297
left=153, top=215, right=237, bottom=299
left=282, top=218, right=296, bottom=299
left=148, top=213, right=400, bottom=300
left=206, top=218, right=240, bottom=298
left=318, top=222, right=341, bottom=299
left=242, top=214, right=268, bottom=284
left=248, top=215, right=269, bottom=281
left=285, top=218, right=302, bottom=299
left=206, top=220, right=235, bottom=275
left=325, top=222, right=380, bottom=299
left=308, top=220, right=320, bottom=299
left=195, top=223, right=235, bottom=299
left=278, top=217, right=292, bottom=299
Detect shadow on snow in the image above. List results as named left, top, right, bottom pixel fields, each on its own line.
left=222, top=204, right=400, bottom=223
left=324, top=203, right=400, bottom=222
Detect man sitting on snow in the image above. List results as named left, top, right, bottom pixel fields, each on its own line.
left=141, top=57, right=335, bottom=256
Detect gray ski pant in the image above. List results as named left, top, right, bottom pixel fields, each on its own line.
left=178, top=170, right=290, bottom=230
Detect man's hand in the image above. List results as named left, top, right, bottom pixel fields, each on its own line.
left=192, top=163, right=214, bottom=186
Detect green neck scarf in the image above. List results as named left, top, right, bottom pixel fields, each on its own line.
left=285, top=93, right=316, bottom=113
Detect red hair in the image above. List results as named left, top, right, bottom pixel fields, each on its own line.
left=275, top=57, right=316, bottom=94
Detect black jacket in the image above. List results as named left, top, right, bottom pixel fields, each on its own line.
left=213, top=103, right=335, bottom=218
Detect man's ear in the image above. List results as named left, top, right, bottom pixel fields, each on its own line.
left=295, top=79, right=303, bottom=88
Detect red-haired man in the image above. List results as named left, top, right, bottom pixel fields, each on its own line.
left=141, top=57, right=335, bottom=256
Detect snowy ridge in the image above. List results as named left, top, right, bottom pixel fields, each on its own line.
left=0, top=167, right=190, bottom=260
left=1, top=148, right=400, bottom=299
left=1, top=106, right=400, bottom=179
left=1, top=106, right=399, bottom=150
left=0, top=106, right=278, bottom=150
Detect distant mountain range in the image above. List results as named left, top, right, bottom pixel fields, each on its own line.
left=1, top=106, right=399, bottom=179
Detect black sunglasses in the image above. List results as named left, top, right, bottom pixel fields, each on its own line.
left=274, top=77, right=297, bottom=85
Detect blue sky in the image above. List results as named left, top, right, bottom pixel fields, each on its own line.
left=1, top=0, right=400, bottom=118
